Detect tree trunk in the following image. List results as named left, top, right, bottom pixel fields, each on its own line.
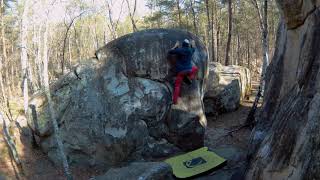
left=246, top=33, right=250, bottom=69
left=73, top=25, right=82, bottom=62
left=36, top=24, right=43, bottom=88
left=216, top=24, right=220, bottom=63
left=237, top=33, right=240, bottom=65
left=176, top=0, right=182, bottom=28
left=62, top=12, right=84, bottom=75
left=251, top=0, right=269, bottom=93
left=0, top=0, right=5, bottom=100
left=20, top=0, right=30, bottom=115
left=106, top=1, right=118, bottom=39
left=126, top=0, right=138, bottom=32
left=216, top=6, right=221, bottom=63
left=94, top=18, right=99, bottom=50
left=1, top=0, right=6, bottom=60
left=42, top=19, right=73, bottom=180
left=211, top=1, right=216, bottom=62
left=205, top=0, right=211, bottom=61
left=0, top=57, right=5, bottom=102
left=68, top=36, right=72, bottom=67
left=190, top=0, right=198, bottom=36
left=225, top=0, right=232, bottom=66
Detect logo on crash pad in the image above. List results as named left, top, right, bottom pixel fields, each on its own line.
left=183, top=157, right=207, bottom=168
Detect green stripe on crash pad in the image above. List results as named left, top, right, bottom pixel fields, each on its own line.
left=165, top=147, right=226, bottom=178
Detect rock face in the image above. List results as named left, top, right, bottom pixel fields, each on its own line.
left=246, top=1, right=320, bottom=179
left=28, top=29, right=208, bottom=168
left=95, top=162, right=173, bottom=180
left=204, top=62, right=251, bottom=115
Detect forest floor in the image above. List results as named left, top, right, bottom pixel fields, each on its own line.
left=0, top=83, right=261, bottom=180
left=198, top=86, right=261, bottom=180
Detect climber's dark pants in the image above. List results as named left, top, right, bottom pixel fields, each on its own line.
left=173, top=66, right=198, bottom=104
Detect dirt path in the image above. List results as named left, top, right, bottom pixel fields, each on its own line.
left=197, top=83, right=261, bottom=180
left=0, top=123, right=101, bottom=180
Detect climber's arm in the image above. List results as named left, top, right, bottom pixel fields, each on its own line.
left=169, top=48, right=184, bottom=56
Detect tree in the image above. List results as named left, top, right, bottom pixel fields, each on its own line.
left=126, top=0, right=138, bottom=32
left=251, top=0, right=269, bottom=91
left=190, top=0, right=198, bottom=35
left=176, top=0, right=182, bottom=27
left=1, top=0, right=6, bottom=60
left=205, top=0, right=215, bottom=62
left=42, top=9, right=73, bottom=180
left=105, top=0, right=124, bottom=39
left=61, top=11, right=86, bottom=75
left=0, top=0, right=6, bottom=102
left=225, top=0, right=233, bottom=66
left=20, top=0, right=30, bottom=114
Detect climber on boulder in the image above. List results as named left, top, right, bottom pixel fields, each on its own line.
left=168, top=39, right=198, bottom=104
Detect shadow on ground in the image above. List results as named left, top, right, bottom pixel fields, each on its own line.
left=0, top=123, right=103, bottom=180
left=197, top=100, right=261, bottom=180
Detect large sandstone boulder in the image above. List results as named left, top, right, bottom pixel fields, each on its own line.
left=28, top=29, right=208, bottom=168
left=204, top=62, right=251, bottom=115
left=246, top=1, right=320, bottom=179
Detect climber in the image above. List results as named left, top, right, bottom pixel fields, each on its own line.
left=167, top=39, right=198, bottom=104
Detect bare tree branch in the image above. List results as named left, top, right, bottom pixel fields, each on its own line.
left=61, top=11, right=87, bottom=75
left=126, top=0, right=138, bottom=32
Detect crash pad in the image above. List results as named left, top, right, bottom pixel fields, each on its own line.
left=165, top=147, right=226, bottom=178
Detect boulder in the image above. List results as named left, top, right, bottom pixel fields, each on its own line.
left=246, top=1, right=320, bottom=179
left=95, top=162, right=174, bottom=180
left=28, top=29, right=208, bottom=168
left=204, top=62, right=251, bottom=115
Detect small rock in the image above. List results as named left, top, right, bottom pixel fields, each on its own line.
left=95, top=162, right=174, bottom=180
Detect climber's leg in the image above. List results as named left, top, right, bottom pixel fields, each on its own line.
left=188, top=66, right=199, bottom=79
left=173, top=73, right=185, bottom=104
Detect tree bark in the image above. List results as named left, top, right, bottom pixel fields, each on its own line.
left=205, top=0, right=215, bottom=62
left=106, top=0, right=125, bottom=39
left=62, top=12, right=85, bottom=75
left=246, top=33, right=250, bottom=69
left=73, top=25, right=81, bottom=62
left=251, top=0, right=269, bottom=92
left=216, top=7, right=221, bottom=63
left=126, top=0, right=138, bottom=32
left=211, top=1, right=216, bottom=62
left=176, top=0, right=182, bottom=28
left=36, top=24, right=43, bottom=88
left=225, top=0, right=233, bottom=66
left=1, top=113, right=23, bottom=172
left=190, top=0, right=198, bottom=36
left=237, top=33, right=240, bottom=65
left=1, top=0, right=6, bottom=60
left=106, top=1, right=118, bottom=39
left=0, top=0, right=5, bottom=100
left=42, top=18, right=73, bottom=180
left=20, top=0, right=30, bottom=115
left=0, top=56, right=5, bottom=102
left=68, top=36, right=72, bottom=67
left=205, top=0, right=211, bottom=61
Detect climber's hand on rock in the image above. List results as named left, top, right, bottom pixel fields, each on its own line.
left=191, top=40, right=196, bottom=48
left=172, top=41, right=180, bottom=49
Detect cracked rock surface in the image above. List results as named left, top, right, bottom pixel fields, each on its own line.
left=246, top=1, right=320, bottom=179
